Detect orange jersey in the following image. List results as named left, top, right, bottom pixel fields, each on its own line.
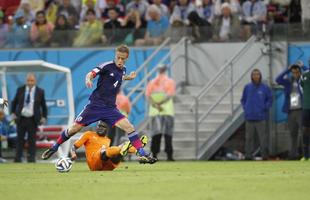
left=74, top=131, right=118, bottom=171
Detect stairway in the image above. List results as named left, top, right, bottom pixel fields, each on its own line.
left=153, top=84, right=244, bottom=160
left=133, top=36, right=267, bottom=160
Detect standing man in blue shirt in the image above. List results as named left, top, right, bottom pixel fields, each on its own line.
left=276, top=64, right=306, bottom=159
left=241, top=69, right=272, bottom=160
left=42, top=45, right=157, bottom=164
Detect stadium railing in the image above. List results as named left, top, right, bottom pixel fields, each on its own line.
left=190, top=35, right=270, bottom=159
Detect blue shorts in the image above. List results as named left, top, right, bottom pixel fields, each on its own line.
left=75, top=103, right=125, bottom=127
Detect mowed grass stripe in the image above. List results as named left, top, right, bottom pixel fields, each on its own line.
left=0, top=161, right=309, bottom=200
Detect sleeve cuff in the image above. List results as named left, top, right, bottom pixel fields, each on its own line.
left=91, top=71, right=97, bottom=78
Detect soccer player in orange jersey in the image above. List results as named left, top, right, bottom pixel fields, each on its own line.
left=70, top=121, right=146, bottom=171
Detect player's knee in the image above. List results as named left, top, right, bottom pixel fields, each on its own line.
left=68, top=124, right=83, bottom=136
left=124, top=123, right=135, bottom=133
left=116, top=118, right=135, bottom=133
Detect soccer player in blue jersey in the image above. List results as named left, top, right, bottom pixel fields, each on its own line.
left=42, top=45, right=157, bottom=164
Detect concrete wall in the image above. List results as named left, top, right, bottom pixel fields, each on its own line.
left=171, top=41, right=288, bottom=87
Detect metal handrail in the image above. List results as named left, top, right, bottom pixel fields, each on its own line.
left=126, top=37, right=187, bottom=99
left=195, top=53, right=264, bottom=159
left=197, top=104, right=244, bottom=159
left=198, top=53, right=264, bottom=124
left=192, top=36, right=264, bottom=159
left=122, top=37, right=171, bottom=89
left=130, top=38, right=188, bottom=106
left=190, top=35, right=256, bottom=110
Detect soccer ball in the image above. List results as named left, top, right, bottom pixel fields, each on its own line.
left=55, top=157, right=73, bottom=173
left=0, top=98, right=5, bottom=108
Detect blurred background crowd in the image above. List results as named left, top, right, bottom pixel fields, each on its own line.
left=0, top=0, right=308, bottom=48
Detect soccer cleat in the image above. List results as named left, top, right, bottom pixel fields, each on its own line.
left=138, top=155, right=158, bottom=164
left=140, top=135, right=148, bottom=147
left=120, top=141, right=131, bottom=156
left=120, top=135, right=149, bottom=156
left=41, top=148, right=57, bottom=160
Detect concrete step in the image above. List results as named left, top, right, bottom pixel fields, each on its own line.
left=182, top=84, right=240, bottom=95
left=174, top=118, right=226, bottom=123
left=175, top=94, right=242, bottom=104
left=174, top=126, right=215, bottom=132
left=144, top=129, right=213, bottom=141
left=174, top=120, right=222, bottom=130
left=183, top=86, right=243, bottom=97
left=173, top=137, right=211, bottom=144
left=182, top=86, right=204, bottom=96
left=173, top=129, right=213, bottom=140
left=174, top=110, right=232, bottom=121
left=172, top=138, right=206, bottom=147
left=174, top=102, right=240, bottom=112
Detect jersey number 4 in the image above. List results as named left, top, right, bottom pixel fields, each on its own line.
left=113, top=80, right=119, bottom=88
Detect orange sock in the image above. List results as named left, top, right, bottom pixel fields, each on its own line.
left=106, top=146, right=121, bottom=158
left=128, top=146, right=137, bottom=154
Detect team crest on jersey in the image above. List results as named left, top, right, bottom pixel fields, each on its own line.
left=110, top=73, right=114, bottom=77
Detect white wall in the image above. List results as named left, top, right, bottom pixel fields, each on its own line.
left=171, top=41, right=288, bottom=87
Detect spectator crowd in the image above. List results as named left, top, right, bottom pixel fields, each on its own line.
left=0, top=0, right=308, bottom=48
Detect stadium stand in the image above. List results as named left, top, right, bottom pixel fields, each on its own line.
left=0, top=0, right=306, bottom=48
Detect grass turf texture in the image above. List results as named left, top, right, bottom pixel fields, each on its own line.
left=0, top=161, right=309, bottom=200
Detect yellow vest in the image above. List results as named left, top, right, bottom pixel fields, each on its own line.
left=148, top=92, right=174, bottom=116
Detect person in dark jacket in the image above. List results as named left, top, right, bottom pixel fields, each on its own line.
left=51, top=14, right=74, bottom=47
left=276, top=64, right=307, bottom=159
left=11, top=73, right=47, bottom=163
left=103, top=8, right=125, bottom=45
left=241, top=68, right=272, bottom=160
left=57, top=0, right=79, bottom=27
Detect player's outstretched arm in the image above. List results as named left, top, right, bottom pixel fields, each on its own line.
left=70, top=133, right=89, bottom=160
left=85, top=72, right=95, bottom=88
left=123, top=71, right=137, bottom=80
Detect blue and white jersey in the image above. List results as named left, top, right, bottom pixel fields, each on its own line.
left=90, top=61, right=126, bottom=107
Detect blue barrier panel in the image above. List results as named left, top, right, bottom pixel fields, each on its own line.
left=288, top=44, right=310, bottom=66
left=273, top=88, right=287, bottom=123
left=0, top=48, right=169, bottom=126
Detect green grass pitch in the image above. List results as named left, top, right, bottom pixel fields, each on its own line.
left=0, top=161, right=309, bottom=200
